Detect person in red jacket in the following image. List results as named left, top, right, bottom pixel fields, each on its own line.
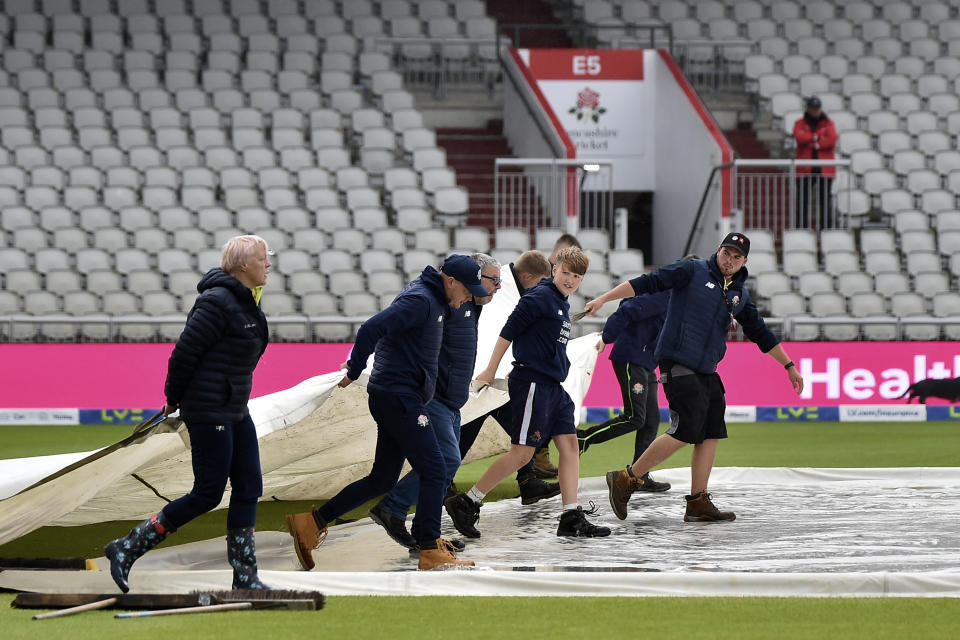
left=793, top=96, right=838, bottom=229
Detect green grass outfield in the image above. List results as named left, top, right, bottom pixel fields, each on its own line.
left=1, top=593, right=958, bottom=640
left=1, top=421, right=959, bottom=638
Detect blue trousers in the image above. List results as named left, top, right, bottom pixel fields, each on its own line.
left=318, top=390, right=446, bottom=543
left=377, top=400, right=461, bottom=520
left=162, top=413, right=263, bottom=530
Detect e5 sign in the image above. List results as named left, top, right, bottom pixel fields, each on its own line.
left=573, top=55, right=601, bottom=75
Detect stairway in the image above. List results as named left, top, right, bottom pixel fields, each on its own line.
left=436, top=119, right=509, bottom=233
left=484, top=0, right=574, bottom=48
left=436, top=119, right=550, bottom=240
left=723, top=122, right=790, bottom=241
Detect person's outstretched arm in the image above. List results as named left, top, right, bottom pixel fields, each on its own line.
left=584, top=260, right=692, bottom=317
left=476, top=336, right=511, bottom=386
left=583, top=281, right=638, bottom=316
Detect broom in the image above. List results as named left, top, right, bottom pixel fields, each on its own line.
left=16, top=589, right=325, bottom=617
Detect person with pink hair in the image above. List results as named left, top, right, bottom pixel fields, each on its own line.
left=103, top=235, right=272, bottom=593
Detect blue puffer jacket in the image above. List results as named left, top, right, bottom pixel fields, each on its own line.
left=628, top=254, right=778, bottom=373
left=347, top=265, right=448, bottom=402
left=165, top=268, right=268, bottom=424
left=434, top=300, right=480, bottom=411
left=602, top=291, right=670, bottom=371
left=501, top=278, right=571, bottom=384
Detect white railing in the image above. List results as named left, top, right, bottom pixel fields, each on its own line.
left=0, top=315, right=368, bottom=343
left=370, top=36, right=500, bottom=98
left=494, top=158, right=614, bottom=236
left=730, top=159, right=854, bottom=233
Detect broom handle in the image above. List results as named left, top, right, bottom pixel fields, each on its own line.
left=33, top=597, right=118, bottom=620
left=115, top=602, right=252, bottom=618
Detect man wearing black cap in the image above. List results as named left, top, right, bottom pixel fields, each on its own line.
left=582, top=232, right=804, bottom=523
left=286, top=254, right=489, bottom=571
left=793, top=95, right=838, bottom=229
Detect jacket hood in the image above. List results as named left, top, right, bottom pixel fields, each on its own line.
left=197, top=268, right=254, bottom=300
left=420, top=265, right=448, bottom=302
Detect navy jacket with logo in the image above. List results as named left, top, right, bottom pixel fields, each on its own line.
left=500, top=278, right=571, bottom=384
left=165, top=268, right=269, bottom=424
left=434, top=300, right=480, bottom=411
left=602, top=291, right=670, bottom=371
left=628, top=254, right=778, bottom=373
left=347, top=265, right=448, bottom=403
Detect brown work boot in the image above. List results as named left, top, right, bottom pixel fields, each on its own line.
left=285, top=511, right=327, bottom=570
left=417, top=538, right=475, bottom=570
left=605, top=467, right=645, bottom=520
left=684, top=492, right=736, bottom=522
left=533, top=447, right=559, bottom=478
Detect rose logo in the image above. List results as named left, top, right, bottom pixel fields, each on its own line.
left=632, top=383, right=644, bottom=395
left=417, top=414, right=429, bottom=427
left=569, top=87, right=607, bottom=123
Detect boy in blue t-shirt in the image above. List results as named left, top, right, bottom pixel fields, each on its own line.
left=444, top=247, right=611, bottom=538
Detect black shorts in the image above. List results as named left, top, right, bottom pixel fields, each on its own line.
left=507, top=378, right=576, bottom=447
left=661, top=367, right=727, bottom=445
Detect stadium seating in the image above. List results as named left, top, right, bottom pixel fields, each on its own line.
left=0, top=0, right=624, bottom=343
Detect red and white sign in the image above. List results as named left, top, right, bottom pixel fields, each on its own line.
left=517, top=48, right=646, bottom=159
left=525, top=50, right=645, bottom=80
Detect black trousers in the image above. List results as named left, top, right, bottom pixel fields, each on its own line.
left=162, top=414, right=262, bottom=530
left=458, top=403, right=538, bottom=477
left=795, top=175, right=835, bottom=229
left=318, top=390, right=446, bottom=542
left=577, top=361, right=660, bottom=462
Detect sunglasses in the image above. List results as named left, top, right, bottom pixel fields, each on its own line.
left=481, top=274, right=502, bottom=286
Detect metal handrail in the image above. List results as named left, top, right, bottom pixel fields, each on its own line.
left=5, top=313, right=958, bottom=343
left=730, top=158, right=854, bottom=231
left=495, top=22, right=674, bottom=56
left=501, top=51, right=569, bottom=158
left=685, top=161, right=735, bottom=257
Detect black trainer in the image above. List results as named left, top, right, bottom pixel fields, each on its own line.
left=518, top=474, right=562, bottom=505
left=369, top=504, right=416, bottom=549
left=637, top=472, right=671, bottom=493
left=444, top=493, right=481, bottom=538
left=556, top=504, right=611, bottom=538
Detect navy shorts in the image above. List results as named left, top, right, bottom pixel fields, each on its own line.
left=507, top=377, right=576, bottom=447
left=661, top=369, right=728, bottom=445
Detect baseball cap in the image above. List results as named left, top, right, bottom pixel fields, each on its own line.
left=719, top=232, right=750, bottom=257
left=806, top=95, right=822, bottom=109
left=441, top=254, right=489, bottom=298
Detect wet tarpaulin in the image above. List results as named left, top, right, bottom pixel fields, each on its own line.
left=0, top=331, right=602, bottom=546
left=2, top=469, right=958, bottom=598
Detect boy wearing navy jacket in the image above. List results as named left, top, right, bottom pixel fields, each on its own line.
left=286, top=254, right=488, bottom=570
left=445, top=247, right=611, bottom=538
left=576, top=291, right=672, bottom=492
